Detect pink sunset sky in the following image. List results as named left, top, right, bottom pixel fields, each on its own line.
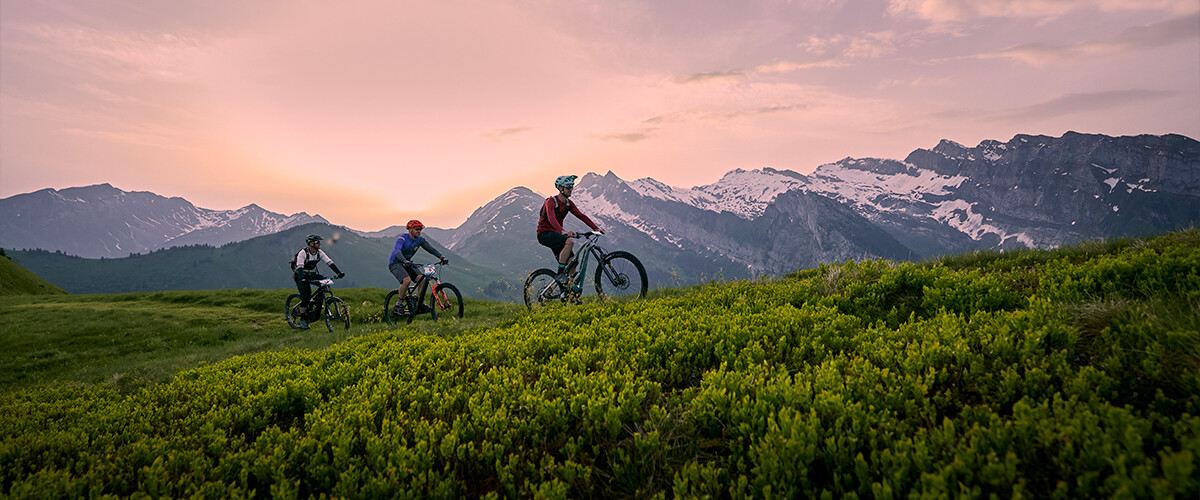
left=2, top=0, right=1198, bottom=231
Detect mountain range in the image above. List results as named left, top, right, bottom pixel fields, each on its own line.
left=3, top=131, right=1197, bottom=298
left=0, top=184, right=328, bottom=259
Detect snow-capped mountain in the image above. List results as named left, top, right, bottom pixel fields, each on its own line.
left=627, top=167, right=809, bottom=219
left=0, top=183, right=328, bottom=258
left=806, top=132, right=1200, bottom=256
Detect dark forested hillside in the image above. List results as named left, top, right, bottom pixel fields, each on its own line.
left=6, top=223, right=520, bottom=301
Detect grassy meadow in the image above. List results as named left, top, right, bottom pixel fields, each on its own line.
left=0, top=287, right=525, bottom=392
left=1, top=229, right=1198, bottom=498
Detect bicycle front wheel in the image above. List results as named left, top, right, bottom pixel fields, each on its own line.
left=325, top=297, right=350, bottom=331
left=285, top=293, right=305, bottom=328
left=434, top=283, right=464, bottom=320
left=524, top=269, right=566, bottom=312
left=594, top=251, right=648, bottom=301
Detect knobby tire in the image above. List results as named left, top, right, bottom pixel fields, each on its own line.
left=594, top=251, right=648, bottom=300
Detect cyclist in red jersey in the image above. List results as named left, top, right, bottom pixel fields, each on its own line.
left=536, top=175, right=605, bottom=283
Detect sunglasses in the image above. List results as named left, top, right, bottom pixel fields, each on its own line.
left=562, top=184, right=574, bottom=190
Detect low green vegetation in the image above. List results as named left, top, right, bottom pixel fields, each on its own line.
left=1, top=229, right=1197, bottom=498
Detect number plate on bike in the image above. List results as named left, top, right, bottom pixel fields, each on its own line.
left=422, top=265, right=437, bottom=275
left=318, top=279, right=334, bottom=285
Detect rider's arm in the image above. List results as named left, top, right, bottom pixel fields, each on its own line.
left=318, top=250, right=344, bottom=277
left=317, top=249, right=335, bottom=266
left=419, top=240, right=445, bottom=262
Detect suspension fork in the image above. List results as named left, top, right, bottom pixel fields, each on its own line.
left=431, top=280, right=450, bottom=308
left=590, top=246, right=617, bottom=282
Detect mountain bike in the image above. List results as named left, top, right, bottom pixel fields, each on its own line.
left=524, top=231, right=647, bottom=311
left=285, top=276, right=350, bottom=332
left=383, top=262, right=463, bottom=326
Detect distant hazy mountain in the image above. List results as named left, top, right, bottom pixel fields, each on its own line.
left=0, top=183, right=327, bottom=258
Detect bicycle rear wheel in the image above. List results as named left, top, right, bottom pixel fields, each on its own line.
left=325, top=297, right=350, bottom=331
left=594, top=251, right=648, bottom=301
left=434, top=283, right=464, bottom=320
left=524, top=268, right=567, bottom=312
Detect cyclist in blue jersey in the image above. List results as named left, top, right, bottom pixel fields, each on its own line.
left=389, top=220, right=448, bottom=313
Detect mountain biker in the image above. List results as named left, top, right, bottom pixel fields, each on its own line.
left=389, top=220, right=448, bottom=313
left=293, top=233, right=344, bottom=330
left=536, top=174, right=604, bottom=283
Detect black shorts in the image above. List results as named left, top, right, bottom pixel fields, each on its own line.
left=389, top=261, right=419, bottom=282
left=537, top=231, right=568, bottom=256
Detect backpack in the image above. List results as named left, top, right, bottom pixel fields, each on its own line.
left=289, top=248, right=302, bottom=271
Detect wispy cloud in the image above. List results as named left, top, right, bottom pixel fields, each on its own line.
left=644, top=104, right=806, bottom=125
left=888, top=0, right=1198, bottom=24
left=672, top=31, right=895, bottom=84
left=593, top=128, right=657, bottom=143
left=10, top=23, right=212, bottom=83
left=878, top=76, right=956, bottom=88
left=977, top=12, right=1200, bottom=65
left=674, top=60, right=846, bottom=84
left=673, top=71, right=743, bottom=83
left=483, top=126, right=534, bottom=142
left=994, top=89, right=1177, bottom=122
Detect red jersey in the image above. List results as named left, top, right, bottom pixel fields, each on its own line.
left=536, top=195, right=599, bottom=234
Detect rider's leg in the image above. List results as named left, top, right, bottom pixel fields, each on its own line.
left=295, top=271, right=311, bottom=314
left=556, top=239, right=575, bottom=280
left=558, top=238, right=574, bottom=266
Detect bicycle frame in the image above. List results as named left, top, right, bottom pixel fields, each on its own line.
left=566, top=232, right=618, bottom=292
left=406, top=263, right=455, bottom=310
left=305, top=278, right=335, bottom=315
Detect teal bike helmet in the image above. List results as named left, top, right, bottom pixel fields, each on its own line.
left=555, top=175, right=577, bottom=189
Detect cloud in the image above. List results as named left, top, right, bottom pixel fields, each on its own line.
left=798, top=32, right=901, bottom=60
left=976, top=12, right=1200, bottom=65
left=674, top=71, right=746, bottom=84
left=483, top=127, right=534, bottom=142
left=9, top=23, right=213, bottom=83
left=674, top=59, right=847, bottom=84
left=644, top=104, right=806, bottom=125
left=671, top=31, right=893, bottom=85
left=888, top=0, right=1199, bottom=24
left=994, top=89, right=1177, bottom=122
left=878, top=76, right=956, bottom=88
left=753, top=60, right=848, bottom=73
left=593, top=129, right=657, bottom=143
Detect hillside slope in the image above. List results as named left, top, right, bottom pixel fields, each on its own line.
left=2, top=229, right=1197, bottom=498
left=0, top=252, right=66, bottom=296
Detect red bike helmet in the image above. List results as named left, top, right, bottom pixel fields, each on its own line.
left=406, top=219, right=424, bottom=230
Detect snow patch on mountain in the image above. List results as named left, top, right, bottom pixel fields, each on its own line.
left=628, top=168, right=808, bottom=219
left=808, top=160, right=1035, bottom=245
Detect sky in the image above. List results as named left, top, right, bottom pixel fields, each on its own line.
left=2, top=0, right=1197, bottom=231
